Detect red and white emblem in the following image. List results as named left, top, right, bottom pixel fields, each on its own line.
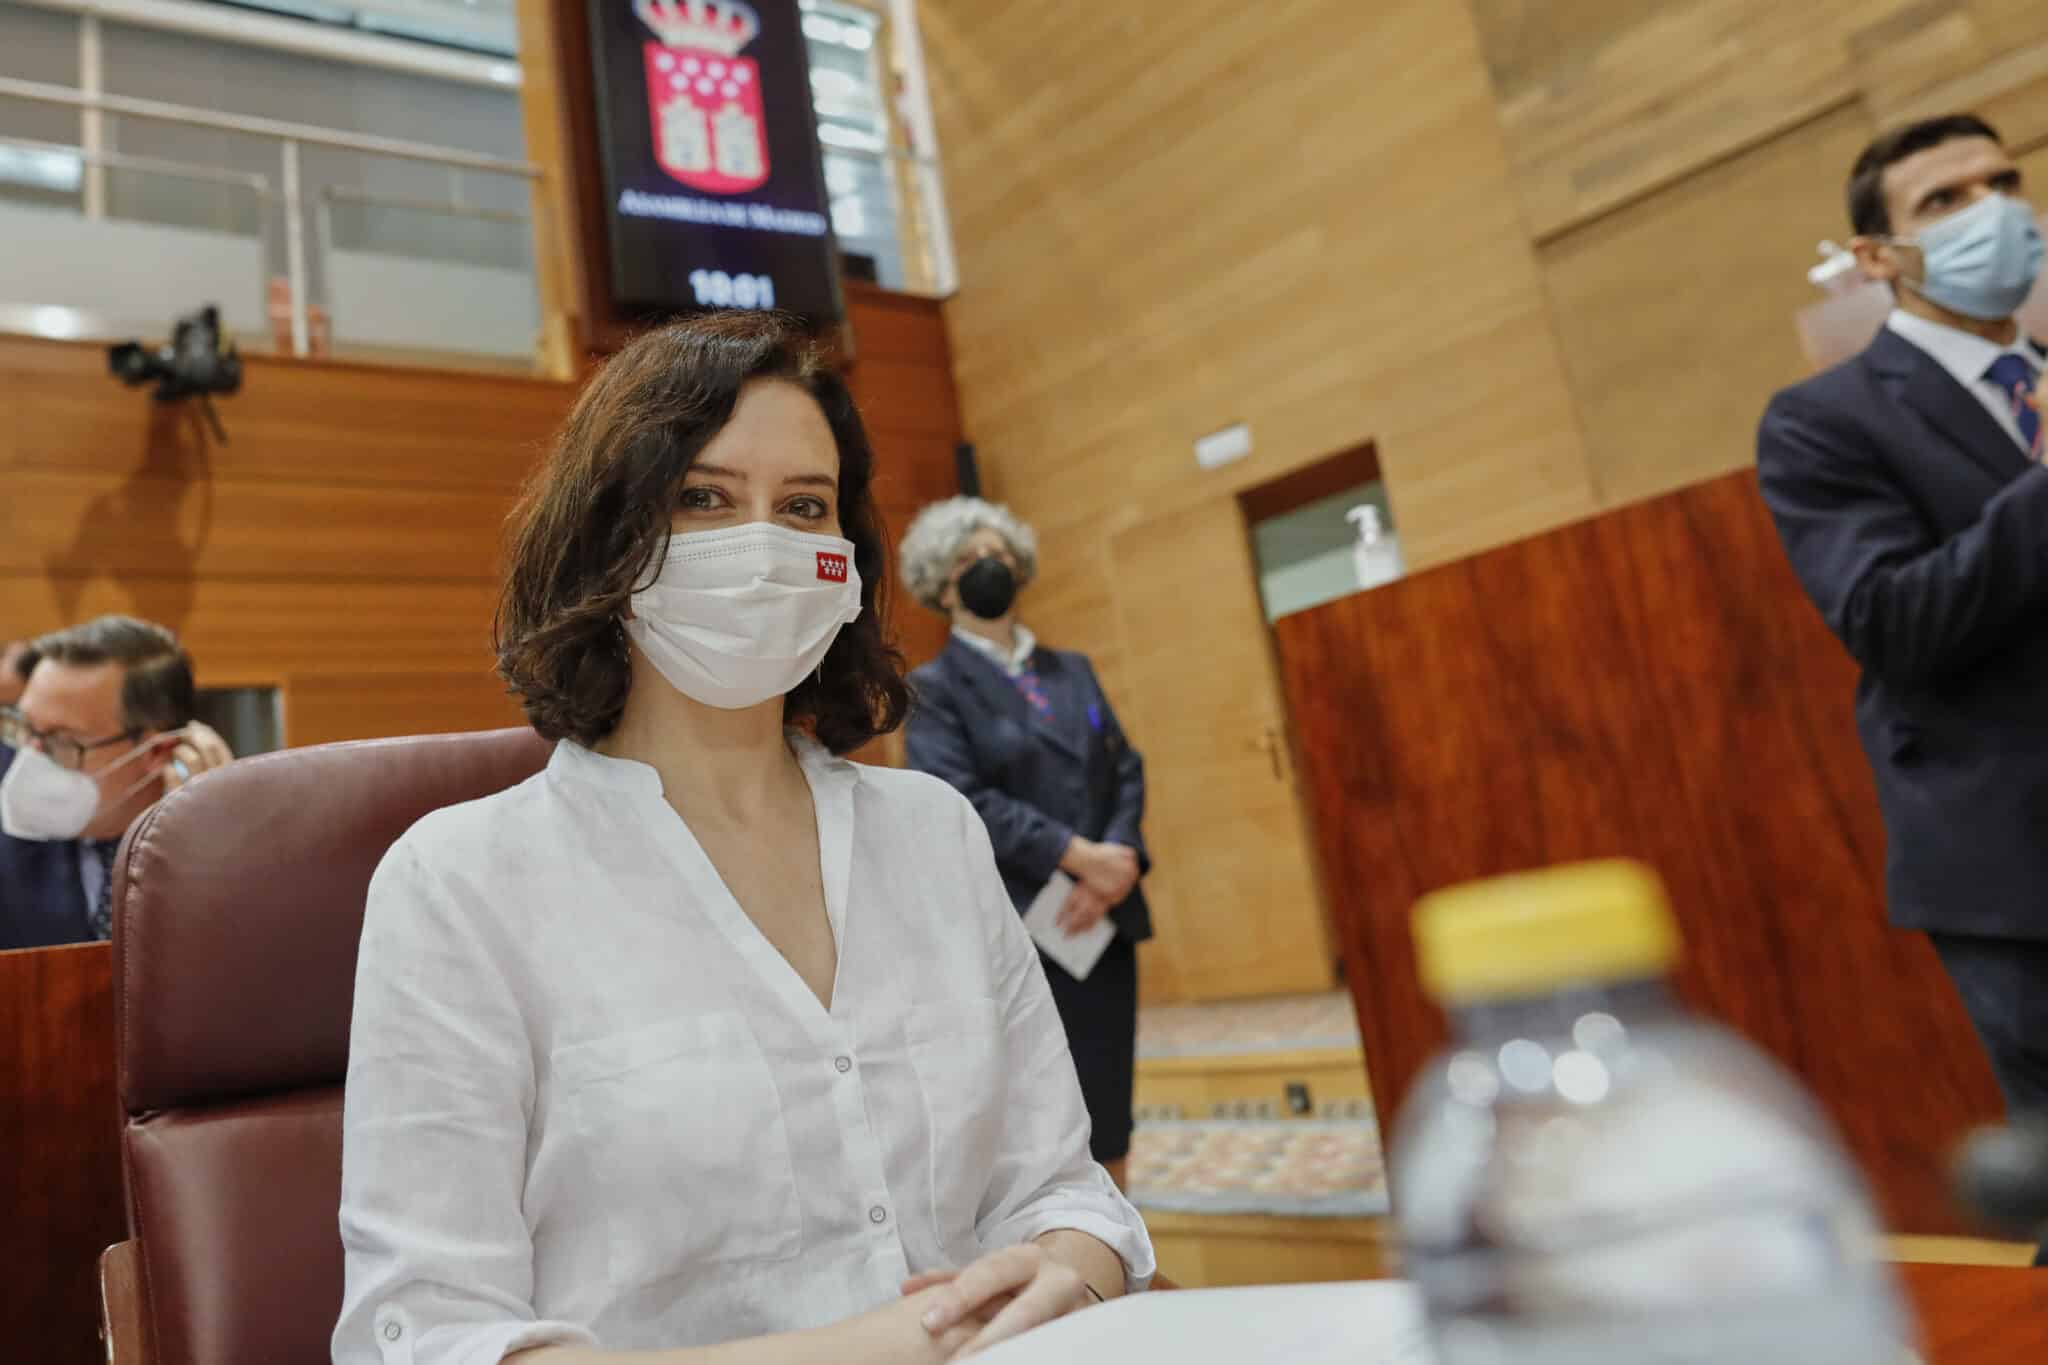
left=636, top=0, right=769, bottom=194
left=817, top=551, right=849, bottom=583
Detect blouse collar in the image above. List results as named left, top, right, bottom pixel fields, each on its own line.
left=547, top=731, right=854, bottom=799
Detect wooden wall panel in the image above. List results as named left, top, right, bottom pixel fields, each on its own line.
left=1, top=575, right=503, bottom=684
left=0, top=335, right=558, bottom=491
left=1858, top=4, right=2048, bottom=128
left=1, top=471, right=510, bottom=583
left=0, top=339, right=566, bottom=748
left=1470, top=0, right=1893, bottom=239
left=1464, top=0, right=2048, bottom=241
left=929, top=0, right=1597, bottom=1001
left=284, top=670, right=527, bottom=747
left=1891, top=44, right=2048, bottom=148
left=0, top=944, right=122, bottom=1365
left=1273, top=470, right=2003, bottom=1234
left=929, top=0, right=1595, bottom=581
left=1539, top=105, right=1876, bottom=507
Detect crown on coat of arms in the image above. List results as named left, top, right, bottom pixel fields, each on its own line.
left=634, top=0, right=760, bottom=55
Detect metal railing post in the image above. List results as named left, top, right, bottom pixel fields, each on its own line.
left=79, top=13, right=107, bottom=220
left=281, top=138, right=309, bottom=357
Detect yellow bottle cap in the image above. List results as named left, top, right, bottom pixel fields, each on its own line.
left=1412, top=860, right=1679, bottom=1004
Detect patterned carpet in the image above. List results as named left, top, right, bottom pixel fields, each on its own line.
left=1137, top=990, right=1362, bottom=1060
left=1126, top=1118, right=1389, bottom=1218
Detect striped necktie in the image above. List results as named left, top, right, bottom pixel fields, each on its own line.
left=87, top=839, right=119, bottom=941
left=1013, top=669, right=1054, bottom=722
left=1986, top=352, right=2041, bottom=459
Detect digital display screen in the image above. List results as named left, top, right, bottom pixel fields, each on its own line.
left=586, top=0, right=842, bottom=324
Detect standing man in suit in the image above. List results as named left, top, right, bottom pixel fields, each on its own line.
left=901, top=498, right=1154, bottom=1189
left=1758, top=115, right=2048, bottom=1172
left=1, top=616, right=231, bottom=948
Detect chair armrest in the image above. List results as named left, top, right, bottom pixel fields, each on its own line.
left=99, top=1240, right=150, bottom=1365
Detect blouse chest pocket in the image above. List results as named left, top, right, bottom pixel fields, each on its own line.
left=905, top=997, right=1007, bottom=1239
left=553, top=1013, right=801, bottom=1287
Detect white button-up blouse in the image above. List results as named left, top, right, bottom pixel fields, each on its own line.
left=334, top=738, right=1154, bottom=1365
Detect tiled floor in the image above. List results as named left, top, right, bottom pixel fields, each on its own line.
left=1137, top=989, right=1361, bottom=1059
left=1126, top=1118, right=1388, bottom=1218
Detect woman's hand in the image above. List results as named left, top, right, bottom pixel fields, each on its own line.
left=1062, top=838, right=1140, bottom=903
left=1056, top=882, right=1113, bottom=936
left=863, top=1286, right=990, bottom=1362
left=907, top=1243, right=1099, bottom=1357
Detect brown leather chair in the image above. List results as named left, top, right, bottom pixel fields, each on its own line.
left=100, top=727, right=551, bottom=1365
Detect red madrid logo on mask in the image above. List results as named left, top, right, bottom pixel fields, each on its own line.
left=817, top=552, right=849, bottom=583
left=638, top=0, right=770, bottom=195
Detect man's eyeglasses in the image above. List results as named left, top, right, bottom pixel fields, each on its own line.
left=0, top=706, right=140, bottom=772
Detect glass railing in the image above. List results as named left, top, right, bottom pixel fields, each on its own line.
left=0, top=75, right=542, bottom=371
left=0, top=132, right=279, bottom=349
left=315, top=186, right=539, bottom=364
left=0, top=66, right=960, bottom=371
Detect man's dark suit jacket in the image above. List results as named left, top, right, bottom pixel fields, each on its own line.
left=0, top=745, right=96, bottom=949
left=905, top=637, right=1154, bottom=943
left=1758, top=324, right=2048, bottom=940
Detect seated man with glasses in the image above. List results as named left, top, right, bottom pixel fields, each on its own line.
left=1, top=616, right=232, bottom=949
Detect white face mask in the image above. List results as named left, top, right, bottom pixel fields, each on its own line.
left=625, top=522, right=863, bottom=710
left=0, top=737, right=168, bottom=842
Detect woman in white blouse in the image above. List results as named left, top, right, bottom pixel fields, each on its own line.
left=333, top=312, right=1154, bottom=1365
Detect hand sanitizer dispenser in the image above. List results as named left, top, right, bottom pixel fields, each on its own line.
left=1346, top=504, right=1404, bottom=591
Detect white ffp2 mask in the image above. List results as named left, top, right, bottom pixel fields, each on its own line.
left=0, top=738, right=168, bottom=842
left=625, top=522, right=863, bottom=710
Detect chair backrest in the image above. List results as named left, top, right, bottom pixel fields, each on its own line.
left=111, top=727, right=552, bottom=1365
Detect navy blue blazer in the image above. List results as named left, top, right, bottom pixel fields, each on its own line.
left=1758, top=325, right=2048, bottom=940
left=0, top=746, right=96, bottom=949
left=905, top=638, right=1154, bottom=943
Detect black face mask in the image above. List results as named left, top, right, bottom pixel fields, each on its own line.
left=956, top=557, right=1018, bottom=620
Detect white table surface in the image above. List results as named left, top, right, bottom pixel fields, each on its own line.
left=977, top=1281, right=1432, bottom=1365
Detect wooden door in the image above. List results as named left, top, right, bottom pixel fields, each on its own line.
left=1, top=944, right=124, bottom=1365
left=1108, top=496, right=1335, bottom=1001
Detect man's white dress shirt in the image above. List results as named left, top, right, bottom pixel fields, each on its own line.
left=1886, top=309, right=2046, bottom=456
left=334, top=736, right=1153, bottom=1364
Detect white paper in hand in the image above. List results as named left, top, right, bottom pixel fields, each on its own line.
left=1022, top=871, right=1116, bottom=981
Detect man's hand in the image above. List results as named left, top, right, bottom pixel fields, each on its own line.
left=1056, top=882, right=1113, bottom=937
left=906, top=1243, right=1099, bottom=1358
left=162, top=721, right=233, bottom=794
left=1061, top=838, right=1140, bottom=903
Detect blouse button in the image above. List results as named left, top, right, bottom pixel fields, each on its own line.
left=869, top=1204, right=888, bottom=1225
left=835, top=1055, right=853, bottom=1073
left=382, top=1321, right=403, bottom=1341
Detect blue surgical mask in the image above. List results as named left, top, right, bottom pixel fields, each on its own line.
left=1894, top=193, right=2045, bottom=321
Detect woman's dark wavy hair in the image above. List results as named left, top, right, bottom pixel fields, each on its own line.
left=494, top=310, right=910, bottom=753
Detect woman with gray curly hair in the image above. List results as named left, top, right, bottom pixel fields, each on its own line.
left=901, top=497, right=1154, bottom=1189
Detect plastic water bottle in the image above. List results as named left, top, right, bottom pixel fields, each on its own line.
left=1389, top=861, right=1917, bottom=1364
